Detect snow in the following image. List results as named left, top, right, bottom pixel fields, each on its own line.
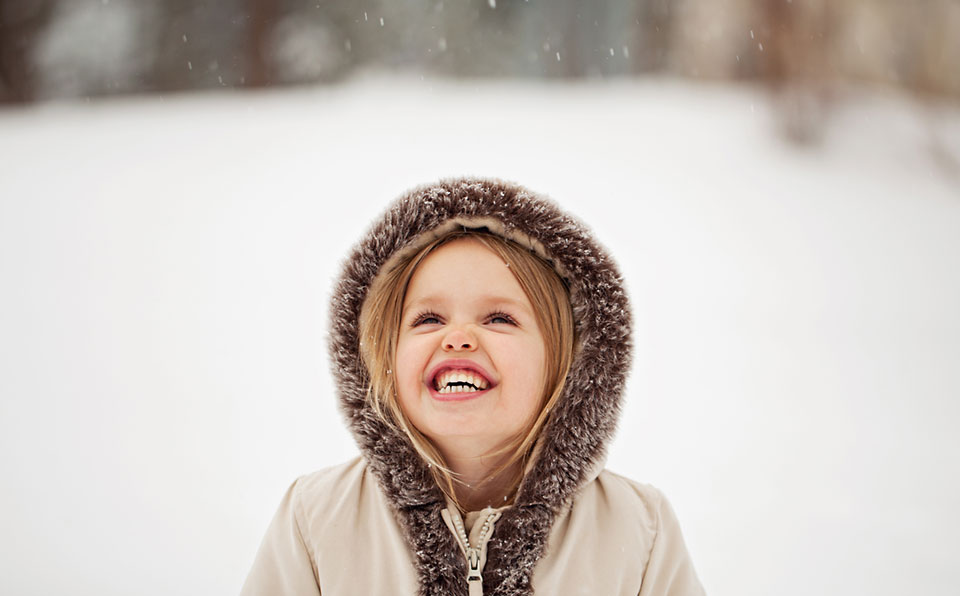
left=0, top=76, right=958, bottom=596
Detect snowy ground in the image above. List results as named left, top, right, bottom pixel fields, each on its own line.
left=1, top=76, right=958, bottom=596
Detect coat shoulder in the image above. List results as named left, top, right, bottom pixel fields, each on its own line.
left=589, top=470, right=706, bottom=596
left=243, top=456, right=420, bottom=595
left=294, top=456, right=366, bottom=497
left=289, top=456, right=369, bottom=524
left=534, top=470, right=677, bottom=593
left=591, top=469, right=667, bottom=533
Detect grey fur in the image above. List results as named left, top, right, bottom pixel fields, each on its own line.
left=328, top=178, right=632, bottom=595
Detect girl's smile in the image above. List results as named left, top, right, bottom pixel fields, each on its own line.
left=427, top=358, right=496, bottom=400
left=394, top=238, right=547, bottom=451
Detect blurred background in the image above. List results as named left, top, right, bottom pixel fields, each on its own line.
left=1, top=1, right=959, bottom=595
left=3, top=0, right=960, bottom=142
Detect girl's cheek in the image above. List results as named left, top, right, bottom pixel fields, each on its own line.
left=394, top=344, right=423, bottom=386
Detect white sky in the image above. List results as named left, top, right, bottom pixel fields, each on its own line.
left=1, top=76, right=959, bottom=595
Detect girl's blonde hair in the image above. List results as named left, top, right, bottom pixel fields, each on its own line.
left=358, top=229, right=575, bottom=511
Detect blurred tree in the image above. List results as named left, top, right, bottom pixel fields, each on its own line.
left=32, top=0, right=154, bottom=99
left=0, top=0, right=54, bottom=103
left=246, top=0, right=277, bottom=87
left=633, top=0, right=673, bottom=72
left=261, top=0, right=367, bottom=85
left=0, top=0, right=956, bottom=106
left=154, top=0, right=248, bottom=91
left=430, top=0, right=526, bottom=76
left=757, top=0, right=834, bottom=143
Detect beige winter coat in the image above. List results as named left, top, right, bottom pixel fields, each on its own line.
left=241, top=179, right=706, bottom=595
left=241, top=457, right=703, bottom=595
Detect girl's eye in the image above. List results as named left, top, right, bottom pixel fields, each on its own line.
left=411, top=312, right=442, bottom=326
left=487, top=312, right=516, bottom=325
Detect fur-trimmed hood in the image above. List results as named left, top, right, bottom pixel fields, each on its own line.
left=328, top=178, right=633, bottom=595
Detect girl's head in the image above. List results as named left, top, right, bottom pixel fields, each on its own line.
left=359, top=229, right=575, bottom=506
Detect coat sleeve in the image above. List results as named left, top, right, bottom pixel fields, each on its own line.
left=637, top=490, right=706, bottom=596
left=240, top=478, right=322, bottom=596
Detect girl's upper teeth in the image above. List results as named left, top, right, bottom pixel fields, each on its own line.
left=434, top=369, right=489, bottom=391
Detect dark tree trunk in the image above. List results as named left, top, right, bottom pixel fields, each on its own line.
left=0, top=0, right=54, bottom=104
left=245, top=0, right=276, bottom=87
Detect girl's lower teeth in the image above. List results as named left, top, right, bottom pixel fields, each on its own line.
left=440, top=385, right=479, bottom=393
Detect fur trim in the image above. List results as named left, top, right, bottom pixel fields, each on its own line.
left=328, top=178, right=632, bottom=595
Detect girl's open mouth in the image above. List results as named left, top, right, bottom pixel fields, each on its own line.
left=426, top=361, right=496, bottom=401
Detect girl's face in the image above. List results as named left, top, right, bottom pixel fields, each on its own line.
left=395, top=238, right=547, bottom=456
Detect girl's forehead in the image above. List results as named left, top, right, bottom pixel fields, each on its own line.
left=412, top=238, right=509, bottom=278
left=402, top=240, right=532, bottom=312
left=428, top=236, right=498, bottom=259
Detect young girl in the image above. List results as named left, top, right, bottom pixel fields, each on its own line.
left=241, top=178, right=705, bottom=596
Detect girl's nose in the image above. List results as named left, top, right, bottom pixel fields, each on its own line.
left=442, top=327, right=477, bottom=352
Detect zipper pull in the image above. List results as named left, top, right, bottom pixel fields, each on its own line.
left=466, top=547, right=483, bottom=596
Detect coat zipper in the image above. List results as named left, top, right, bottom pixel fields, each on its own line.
left=449, top=510, right=499, bottom=596
left=466, top=547, right=483, bottom=589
